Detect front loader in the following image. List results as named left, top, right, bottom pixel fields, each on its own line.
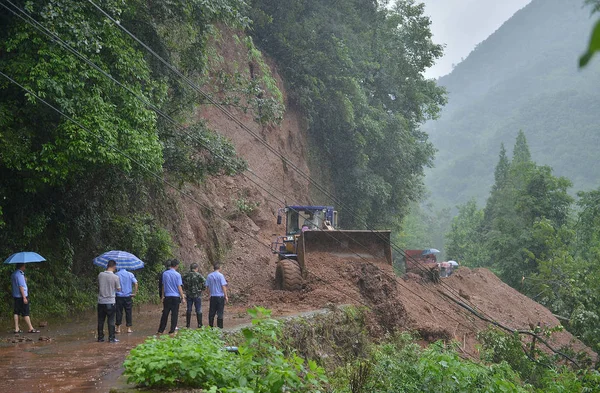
left=271, top=206, right=392, bottom=290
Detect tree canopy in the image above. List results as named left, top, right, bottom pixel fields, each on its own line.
left=0, top=0, right=272, bottom=315
left=249, top=0, right=446, bottom=228
left=446, top=132, right=600, bottom=353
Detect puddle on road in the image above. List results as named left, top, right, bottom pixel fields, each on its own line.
left=0, top=303, right=320, bottom=392
left=0, top=303, right=253, bottom=392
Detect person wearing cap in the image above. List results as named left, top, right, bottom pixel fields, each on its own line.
left=115, top=268, right=138, bottom=334
left=205, top=263, right=228, bottom=329
left=157, top=259, right=185, bottom=334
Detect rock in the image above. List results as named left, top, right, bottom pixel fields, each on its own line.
left=249, top=220, right=260, bottom=233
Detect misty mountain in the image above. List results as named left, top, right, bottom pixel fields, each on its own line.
left=424, top=0, right=600, bottom=208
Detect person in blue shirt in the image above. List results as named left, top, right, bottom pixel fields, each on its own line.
left=115, top=268, right=138, bottom=334
left=157, top=259, right=185, bottom=334
left=11, top=264, right=40, bottom=334
left=206, top=263, right=228, bottom=329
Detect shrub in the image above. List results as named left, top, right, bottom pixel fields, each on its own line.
left=123, top=306, right=327, bottom=392
left=124, top=328, right=237, bottom=387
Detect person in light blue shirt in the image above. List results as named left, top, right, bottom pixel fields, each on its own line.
left=115, top=269, right=138, bottom=334
left=157, top=259, right=185, bottom=334
left=206, top=263, right=228, bottom=329
left=11, top=264, right=39, bottom=334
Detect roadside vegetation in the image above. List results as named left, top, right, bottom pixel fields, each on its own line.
left=124, top=306, right=600, bottom=392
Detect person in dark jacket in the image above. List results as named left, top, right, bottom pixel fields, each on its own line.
left=182, top=263, right=206, bottom=328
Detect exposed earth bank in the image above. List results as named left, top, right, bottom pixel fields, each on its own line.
left=159, top=37, right=595, bottom=364
left=160, top=32, right=596, bottom=365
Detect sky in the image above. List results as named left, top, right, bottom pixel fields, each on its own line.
left=422, top=0, right=532, bottom=79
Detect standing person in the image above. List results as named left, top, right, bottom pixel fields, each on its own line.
left=157, top=259, right=185, bottom=334
left=206, top=263, right=228, bottom=329
left=115, top=268, right=138, bottom=334
left=11, top=263, right=39, bottom=334
left=182, top=263, right=206, bottom=328
left=98, top=260, right=121, bottom=343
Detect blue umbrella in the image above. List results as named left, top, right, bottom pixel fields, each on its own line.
left=4, top=252, right=46, bottom=264
left=93, top=250, right=144, bottom=270
left=421, top=248, right=440, bottom=256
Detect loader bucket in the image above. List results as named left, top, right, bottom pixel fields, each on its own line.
left=298, top=230, right=392, bottom=278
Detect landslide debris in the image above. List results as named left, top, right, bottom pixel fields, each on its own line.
left=228, top=251, right=596, bottom=361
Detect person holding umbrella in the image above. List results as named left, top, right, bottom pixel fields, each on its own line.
left=92, top=250, right=145, bottom=337
left=5, top=252, right=46, bottom=333
left=11, top=263, right=40, bottom=334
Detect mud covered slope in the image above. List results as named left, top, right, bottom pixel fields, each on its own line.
left=161, top=32, right=312, bottom=285
left=161, top=32, right=596, bottom=362
left=239, top=252, right=596, bottom=362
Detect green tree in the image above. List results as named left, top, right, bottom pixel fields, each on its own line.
left=453, top=132, right=573, bottom=287
left=249, top=0, right=445, bottom=229
left=0, top=0, right=165, bottom=252
left=445, top=199, right=488, bottom=267
left=493, top=143, right=510, bottom=188
left=483, top=144, right=514, bottom=233
left=512, top=130, right=532, bottom=165
left=0, top=0, right=256, bottom=316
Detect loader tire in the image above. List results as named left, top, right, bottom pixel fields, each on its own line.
left=275, top=259, right=302, bottom=291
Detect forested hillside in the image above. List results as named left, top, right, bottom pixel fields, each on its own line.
left=0, top=0, right=443, bottom=315
left=425, top=0, right=600, bottom=207
left=0, top=0, right=282, bottom=314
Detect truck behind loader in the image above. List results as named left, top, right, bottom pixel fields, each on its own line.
left=271, top=206, right=392, bottom=290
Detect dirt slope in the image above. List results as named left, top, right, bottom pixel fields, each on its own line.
left=164, top=32, right=596, bottom=363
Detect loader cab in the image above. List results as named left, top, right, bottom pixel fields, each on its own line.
left=284, top=206, right=337, bottom=235
left=272, top=206, right=338, bottom=261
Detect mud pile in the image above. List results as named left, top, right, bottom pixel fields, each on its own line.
left=230, top=252, right=596, bottom=361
